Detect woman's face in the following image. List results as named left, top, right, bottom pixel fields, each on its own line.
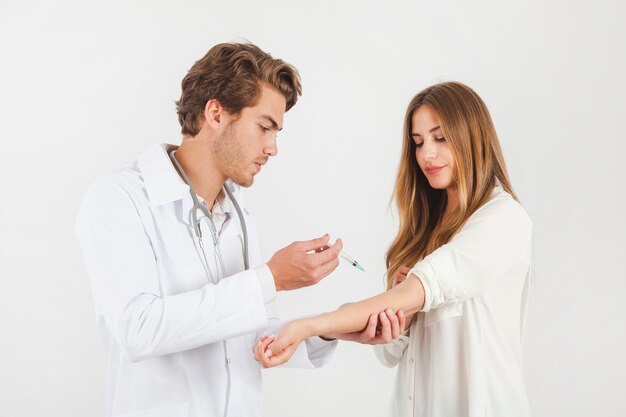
left=411, top=105, right=455, bottom=190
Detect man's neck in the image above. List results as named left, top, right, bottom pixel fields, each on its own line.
left=175, top=137, right=226, bottom=210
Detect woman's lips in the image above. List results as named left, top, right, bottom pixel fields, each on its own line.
left=425, top=165, right=445, bottom=175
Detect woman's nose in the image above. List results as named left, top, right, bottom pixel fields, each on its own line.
left=421, top=139, right=437, bottom=160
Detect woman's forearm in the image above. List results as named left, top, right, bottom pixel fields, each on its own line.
left=303, top=274, right=426, bottom=338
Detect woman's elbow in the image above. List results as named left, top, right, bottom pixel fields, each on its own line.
left=392, top=276, right=426, bottom=313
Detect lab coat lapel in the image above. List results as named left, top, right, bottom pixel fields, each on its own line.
left=137, top=143, right=195, bottom=227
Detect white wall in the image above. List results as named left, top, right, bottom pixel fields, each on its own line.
left=1, top=0, right=624, bottom=416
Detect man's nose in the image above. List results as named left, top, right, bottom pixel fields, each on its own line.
left=264, top=133, right=278, bottom=157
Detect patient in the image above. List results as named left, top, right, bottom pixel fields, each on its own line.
left=256, top=82, right=533, bottom=417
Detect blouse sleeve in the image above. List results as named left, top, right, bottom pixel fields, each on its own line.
left=373, top=329, right=411, bottom=368
left=410, top=196, right=532, bottom=313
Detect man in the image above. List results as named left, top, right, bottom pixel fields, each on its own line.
left=76, top=42, right=403, bottom=417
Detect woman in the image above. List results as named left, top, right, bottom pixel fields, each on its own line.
left=256, top=82, right=533, bottom=416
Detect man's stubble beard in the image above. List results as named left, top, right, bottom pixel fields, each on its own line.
left=214, top=121, right=254, bottom=188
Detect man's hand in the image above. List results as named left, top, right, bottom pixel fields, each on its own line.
left=255, top=320, right=310, bottom=368
left=254, top=334, right=275, bottom=365
left=267, top=234, right=343, bottom=291
left=332, top=309, right=406, bottom=344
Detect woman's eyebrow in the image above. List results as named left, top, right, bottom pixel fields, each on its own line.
left=411, top=125, right=441, bottom=136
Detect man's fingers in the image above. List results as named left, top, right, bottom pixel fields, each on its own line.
left=313, top=257, right=340, bottom=282
left=309, top=238, right=343, bottom=265
left=255, top=336, right=275, bottom=366
left=253, top=335, right=266, bottom=361
left=266, top=338, right=285, bottom=356
left=297, top=234, right=330, bottom=252
left=257, top=347, right=272, bottom=368
left=314, top=244, right=331, bottom=254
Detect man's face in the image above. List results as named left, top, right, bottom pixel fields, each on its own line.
left=214, top=85, right=285, bottom=187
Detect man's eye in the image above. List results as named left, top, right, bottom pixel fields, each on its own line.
left=260, top=125, right=270, bottom=132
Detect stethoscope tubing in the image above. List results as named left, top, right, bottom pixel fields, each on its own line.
left=169, top=150, right=250, bottom=271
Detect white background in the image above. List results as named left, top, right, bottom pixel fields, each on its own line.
left=1, top=0, right=625, bottom=416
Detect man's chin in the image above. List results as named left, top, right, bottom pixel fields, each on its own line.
left=230, top=175, right=254, bottom=188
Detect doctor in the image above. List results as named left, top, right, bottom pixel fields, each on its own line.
left=76, top=42, right=347, bottom=417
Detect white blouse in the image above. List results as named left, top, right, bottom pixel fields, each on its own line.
left=375, top=185, right=533, bottom=417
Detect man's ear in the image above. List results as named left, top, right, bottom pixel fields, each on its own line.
left=202, top=99, right=224, bottom=129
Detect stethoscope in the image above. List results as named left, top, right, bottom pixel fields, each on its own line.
left=169, top=149, right=250, bottom=275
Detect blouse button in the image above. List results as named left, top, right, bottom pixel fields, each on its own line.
left=409, top=358, right=414, bottom=364
left=409, top=395, right=413, bottom=401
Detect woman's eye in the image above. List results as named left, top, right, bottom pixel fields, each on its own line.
left=435, top=137, right=446, bottom=142
left=414, top=141, right=423, bottom=148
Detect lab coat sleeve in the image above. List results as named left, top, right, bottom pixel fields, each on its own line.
left=410, top=197, right=532, bottom=312
left=373, top=329, right=411, bottom=368
left=254, top=264, right=277, bottom=304
left=237, top=190, right=277, bottom=305
left=76, top=175, right=271, bottom=362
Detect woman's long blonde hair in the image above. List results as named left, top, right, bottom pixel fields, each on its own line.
left=385, top=82, right=516, bottom=289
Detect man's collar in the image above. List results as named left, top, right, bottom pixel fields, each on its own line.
left=137, top=143, right=189, bottom=207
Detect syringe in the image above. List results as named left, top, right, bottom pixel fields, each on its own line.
left=339, top=250, right=365, bottom=272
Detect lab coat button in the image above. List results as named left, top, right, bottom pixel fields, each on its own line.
left=409, top=358, right=414, bottom=364
left=226, top=357, right=232, bottom=365
left=409, top=395, right=413, bottom=401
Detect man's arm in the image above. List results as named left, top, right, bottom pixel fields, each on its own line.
left=77, top=177, right=342, bottom=362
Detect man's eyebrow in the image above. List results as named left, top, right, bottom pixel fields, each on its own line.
left=411, top=125, right=441, bottom=136
left=260, top=115, right=282, bottom=131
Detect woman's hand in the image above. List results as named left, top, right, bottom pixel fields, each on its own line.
left=255, top=319, right=310, bottom=368
left=334, top=266, right=413, bottom=343
left=393, top=266, right=411, bottom=287
left=334, top=309, right=406, bottom=344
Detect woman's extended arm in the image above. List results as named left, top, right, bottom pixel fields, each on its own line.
left=256, top=273, right=426, bottom=367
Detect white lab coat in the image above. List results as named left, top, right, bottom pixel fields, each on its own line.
left=374, top=185, right=533, bottom=417
left=76, top=144, right=336, bottom=417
